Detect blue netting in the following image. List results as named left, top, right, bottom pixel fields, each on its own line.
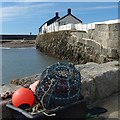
left=35, top=62, right=81, bottom=110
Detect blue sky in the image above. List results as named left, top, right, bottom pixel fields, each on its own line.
left=1, top=2, right=118, bottom=34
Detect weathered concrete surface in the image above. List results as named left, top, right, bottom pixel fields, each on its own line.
left=76, top=61, right=119, bottom=103
left=94, top=92, right=119, bottom=119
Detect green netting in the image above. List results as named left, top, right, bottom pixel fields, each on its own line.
left=35, top=62, right=81, bottom=110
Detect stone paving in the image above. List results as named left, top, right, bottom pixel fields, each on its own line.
left=89, top=92, right=119, bottom=119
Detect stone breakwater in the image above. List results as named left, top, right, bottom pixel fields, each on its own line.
left=36, top=23, right=120, bottom=64
left=1, top=40, right=35, bottom=48
left=36, top=30, right=101, bottom=64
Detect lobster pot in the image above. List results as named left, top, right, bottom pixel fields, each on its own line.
left=35, top=62, right=82, bottom=110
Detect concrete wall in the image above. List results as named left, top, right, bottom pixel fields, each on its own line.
left=39, top=19, right=119, bottom=36
left=92, top=23, right=119, bottom=49
left=46, top=22, right=74, bottom=33
left=89, top=23, right=120, bottom=59
left=75, top=23, right=95, bottom=31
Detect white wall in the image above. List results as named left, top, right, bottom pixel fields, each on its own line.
left=75, top=19, right=120, bottom=31
left=75, top=23, right=95, bottom=31
left=47, top=22, right=57, bottom=33
left=59, top=24, right=75, bottom=31
left=39, top=19, right=119, bottom=34
left=39, top=23, right=47, bottom=34
left=47, top=23, right=76, bottom=32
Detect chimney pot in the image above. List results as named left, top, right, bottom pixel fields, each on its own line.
left=68, top=8, right=71, bottom=14
left=56, top=12, right=58, bottom=17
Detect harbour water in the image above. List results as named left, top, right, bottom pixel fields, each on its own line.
left=1, top=47, right=65, bottom=84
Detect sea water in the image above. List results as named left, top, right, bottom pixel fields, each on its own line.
left=1, top=47, right=65, bottom=84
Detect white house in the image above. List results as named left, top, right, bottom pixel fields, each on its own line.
left=39, top=9, right=119, bottom=34
left=39, top=12, right=60, bottom=34
left=56, top=9, right=82, bottom=26
left=39, top=9, right=82, bottom=34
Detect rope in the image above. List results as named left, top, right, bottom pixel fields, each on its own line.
left=30, top=78, right=60, bottom=116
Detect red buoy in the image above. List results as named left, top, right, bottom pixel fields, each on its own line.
left=12, top=87, right=35, bottom=108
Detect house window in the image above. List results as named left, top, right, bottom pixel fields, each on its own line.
left=63, top=21, right=66, bottom=25
left=61, top=21, right=66, bottom=25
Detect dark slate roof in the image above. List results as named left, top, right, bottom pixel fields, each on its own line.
left=39, top=16, right=60, bottom=30
left=56, top=13, right=82, bottom=23
left=47, top=16, right=60, bottom=26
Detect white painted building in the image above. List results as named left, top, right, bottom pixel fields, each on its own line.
left=56, top=9, right=82, bottom=26
left=39, top=9, right=82, bottom=34
left=39, top=12, right=60, bottom=34
left=39, top=9, right=120, bottom=34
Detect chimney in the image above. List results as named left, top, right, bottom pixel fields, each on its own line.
left=55, top=12, right=59, bottom=17
left=68, top=8, right=71, bottom=15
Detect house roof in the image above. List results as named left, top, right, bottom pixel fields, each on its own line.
left=39, top=15, right=60, bottom=30
left=56, top=13, right=82, bottom=23
left=47, top=16, right=60, bottom=26
left=39, top=9, right=82, bottom=31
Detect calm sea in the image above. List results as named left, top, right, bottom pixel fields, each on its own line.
left=1, top=47, right=65, bottom=84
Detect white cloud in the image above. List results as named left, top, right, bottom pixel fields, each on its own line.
left=2, top=0, right=45, bottom=1
left=71, top=5, right=118, bottom=14
left=0, top=2, right=118, bottom=22
left=2, top=0, right=119, bottom=2
left=73, top=5, right=118, bottom=12
left=27, top=0, right=43, bottom=1
left=83, top=5, right=118, bottom=10
left=0, top=3, right=55, bottom=21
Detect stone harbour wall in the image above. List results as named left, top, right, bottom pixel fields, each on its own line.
left=36, top=31, right=101, bottom=64
left=36, top=23, right=120, bottom=64
left=87, top=23, right=120, bottom=59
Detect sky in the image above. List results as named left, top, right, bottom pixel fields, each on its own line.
left=0, top=2, right=119, bottom=35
